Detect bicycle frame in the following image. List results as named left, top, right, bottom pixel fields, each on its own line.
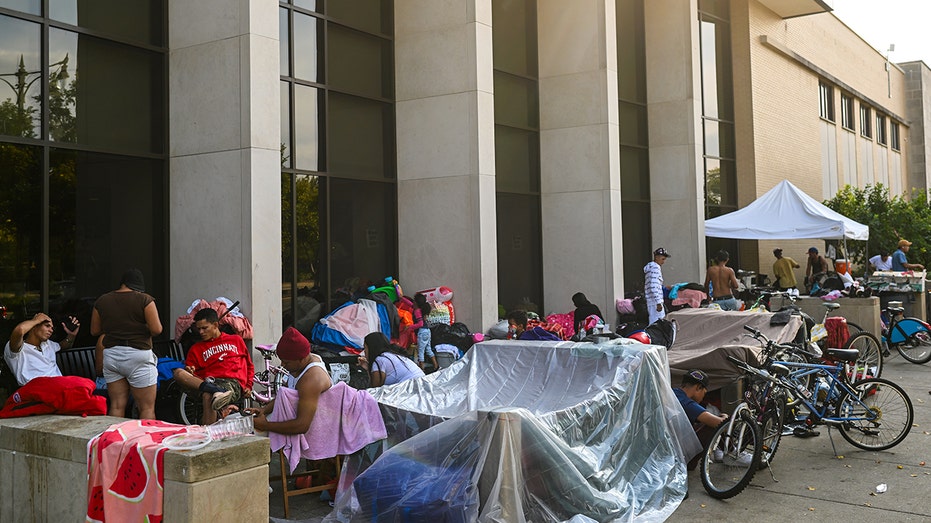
left=881, top=309, right=930, bottom=345
left=251, top=346, right=289, bottom=405
left=771, top=359, right=875, bottom=424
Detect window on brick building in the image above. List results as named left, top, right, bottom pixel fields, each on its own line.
left=818, top=82, right=834, bottom=122
left=840, top=93, right=854, bottom=131
left=891, top=122, right=900, bottom=151
left=876, top=113, right=887, bottom=146
left=859, top=104, right=872, bottom=139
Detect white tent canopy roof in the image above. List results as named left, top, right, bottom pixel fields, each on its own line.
left=704, top=180, right=869, bottom=240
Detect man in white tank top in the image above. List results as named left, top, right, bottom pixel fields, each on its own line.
left=246, top=328, right=331, bottom=435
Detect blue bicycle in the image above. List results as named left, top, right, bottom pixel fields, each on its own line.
left=881, top=305, right=931, bottom=364
left=741, top=326, right=913, bottom=452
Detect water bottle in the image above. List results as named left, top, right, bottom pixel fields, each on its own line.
left=206, top=412, right=254, bottom=440
left=794, top=382, right=812, bottom=401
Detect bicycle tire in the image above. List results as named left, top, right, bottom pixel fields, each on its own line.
left=897, top=328, right=931, bottom=364
left=837, top=378, right=913, bottom=451
left=178, top=391, right=204, bottom=426
left=843, top=332, right=883, bottom=380
left=758, top=393, right=786, bottom=469
left=700, top=411, right=762, bottom=499
left=845, top=321, right=863, bottom=340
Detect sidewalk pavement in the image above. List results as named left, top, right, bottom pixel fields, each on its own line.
left=669, top=355, right=931, bottom=522
left=268, top=355, right=931, bottom=522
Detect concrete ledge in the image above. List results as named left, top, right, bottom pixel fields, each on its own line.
left=0, top=415, right=270, bottom=522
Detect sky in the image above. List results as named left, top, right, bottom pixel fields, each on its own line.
left=829, top=0, right=931, bottom=65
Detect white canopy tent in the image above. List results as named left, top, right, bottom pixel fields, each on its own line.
left=705, top=180, right=869, bottom=241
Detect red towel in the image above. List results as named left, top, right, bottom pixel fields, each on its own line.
left=0, top=376, right=106, bottom=418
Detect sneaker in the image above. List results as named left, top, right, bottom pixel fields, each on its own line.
left=211, top=390, right=234, bottom=411
left=712, top=449, right=725, bottom=463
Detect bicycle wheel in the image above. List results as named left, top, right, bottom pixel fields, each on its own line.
left=897, top=329, right=931, bottom=364
left=178, top=391, right=204, bottom=426
left=845, top=321, right=863, bottom=339
left=758, top=393, right=786, bottom=469
left=700, top=411, right=762, bottom=499
left=837, top=378, right=913, bottom=451
left=844, top=332, right=883, bottom=380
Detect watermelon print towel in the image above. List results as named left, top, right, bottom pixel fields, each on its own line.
left=86, top=420, right=190, bottom=523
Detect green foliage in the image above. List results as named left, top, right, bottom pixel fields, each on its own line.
left=824, top=184, right=931, bottom=269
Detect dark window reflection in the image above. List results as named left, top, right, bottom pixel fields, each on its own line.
left=621, top=202, right=651, bottom=287
left=0, top=0, right=40, bottom=16
left=293, top=11, right=323, bottom=83
left=328, top=92, right=391, bottom=179
left=619, top=101, right=647, bottom=147
left=294, top=83, right=323, bottom=171
left=0, top=14, right=42, bottom=139
left=0, top=143, right=42, bottom=340
left=491, top=0, right=537, bottom=77
left=49, top=28, right=165, bottom=153
left=281, top=173, right=327, bottom=337
left=293, top=0, right=323, bottom=14
left=49, top=0, right=164, bottom=46
left=496, top=193, right=542, bottom=312
left=327, top=24, right=392, bottom=99
left=281, top=81, right=291, bottom=167
left=616, top=0, right=646, bottom=103
left=494, top=125, right=539, bottom=194
left=281, top=173, right=295, bottom=328
left=280, top=7, right=290, bottom=77
left=47, top=149, right=164, bottom=346
left=493, top=72, right=538, bottom=129
left=620, top=146, right=649, bottom=201
left=328, top=179, right=396, bottom=311
left=328, top=0, right=391, bottom=35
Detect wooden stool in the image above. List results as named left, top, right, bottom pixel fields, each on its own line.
left=269, top=451, right=341, bottom=518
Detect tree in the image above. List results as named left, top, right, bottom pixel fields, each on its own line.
left=824, top=184, right=931, bottom=270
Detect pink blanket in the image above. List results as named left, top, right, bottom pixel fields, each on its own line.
left=268, top=382, right=387, bottom=473
left=87, top=420, right=191, bottom=522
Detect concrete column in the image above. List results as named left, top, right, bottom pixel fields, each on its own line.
left=395, top=0, right=498, bottom=331
left=643, top=0, right=706, bottom=283
left=168, top=0, right=281, bottom=344
left=537, top=0, right=623, bottom=319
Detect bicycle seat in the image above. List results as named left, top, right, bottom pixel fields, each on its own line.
left=822, top=302, right=841, bottom=310
left=823, top=348, right=859, bottom=362
left=256, top=344, right=277, bottom=354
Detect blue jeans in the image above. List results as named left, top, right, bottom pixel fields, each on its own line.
left=715, top=297, right=739, bottom=311
left=417, top=328, right=434, bottom=362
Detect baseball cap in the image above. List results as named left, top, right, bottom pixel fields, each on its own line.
left=898, top=239, right=912, bottom=248
left=682, top=369, right=710, bottom=389
left=653, top=247, right=671, bottom=258
left=773, top=248, right=783, bottom=255
left=807, top=247, right=819, bottom=254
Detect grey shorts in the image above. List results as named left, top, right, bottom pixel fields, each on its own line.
left=103, top=346, right=158, bottom=388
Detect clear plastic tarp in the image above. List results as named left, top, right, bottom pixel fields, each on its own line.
left=324, top=339, right=701, bottom=522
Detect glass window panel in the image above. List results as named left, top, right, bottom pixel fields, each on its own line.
left=0, top=0, right=40, bottom=16
left=48, top=28, right=76, bottom=142
left=699, top=20, right=718, bottom=119
left=293, top=174, right=324, bottom=331
left=293, top=0, right=323, bottom=13
left=49, top=0, right=164, bottom=46
left=492, top=0, right=537, bottom=77
left=620, top=146, right=649, bottom=201
left=621, top=201, right=651, bottom=287
left=698, top=0, right=729, bottom=20
left=0, top=143, right=42, bottom=332
left=494, top=125, right=539, bottom=194
left=282, top=173, right=294, bottom=328
left=860, top=105, right=871, bottom=138
left=703, top=119, right=720, bottom=157
left=0, top=14, right=42, bottom=139
left=496, top=193, right=542, bottom=313
left=294, top=83, right=323, bottom=171
left=328, top=178, right=396, bottom=311
left=280, top=7, right=290, bottom=77
left=328, top=92, right=392, bottom=179
left=327, top=0, right=391, bottom=36
left=48, top=148, right=164, bottom=345
left=280, top=81, right=291, bottom=168
left=48, top=28, right=165, bottom=153
left=618, top=101, right=647, bottom=147
left=616, top=0, right=646, bottom=103
left=293, top=11, right=323, bottom=83
left=493, top=72, right=538, bottom=129
left=327, top=24, right=391, bottom=99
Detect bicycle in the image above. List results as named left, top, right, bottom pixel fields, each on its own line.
left=176, top=343, right=288, bottom=425
left=880, top=305, right=931, bottom=364
left=746, top=326, right=913, bottom=453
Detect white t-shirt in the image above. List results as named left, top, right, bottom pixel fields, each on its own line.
left=4, top=340, right=62, bottom=386
left=371, top=352, right=424, bottom=386
left=868, top=255, right=892, bottom=271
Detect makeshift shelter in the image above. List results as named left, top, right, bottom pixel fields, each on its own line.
left=704, top=180, right=869, bottom=241
left=325, top=340, right=699, bottom=522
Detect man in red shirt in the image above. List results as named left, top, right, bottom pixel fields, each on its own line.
left=172, top=308, right=254, bottom=424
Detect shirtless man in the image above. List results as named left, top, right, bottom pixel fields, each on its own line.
left=704, top=250, right=740, bottom=311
